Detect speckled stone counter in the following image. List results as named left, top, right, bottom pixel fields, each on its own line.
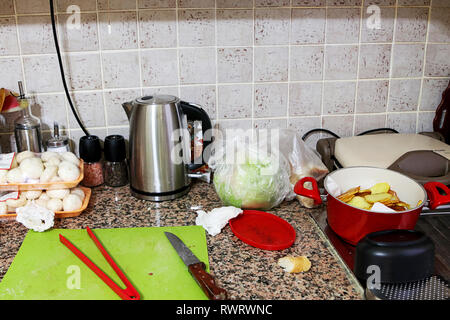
left=0, top=181, right=364, bottom=300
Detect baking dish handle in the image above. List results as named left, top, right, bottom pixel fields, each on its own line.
left=294, top=177, right=322, bottom=205
left=424, top=182, right=450, bottom=210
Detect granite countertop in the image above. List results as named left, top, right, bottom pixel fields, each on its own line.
left=0, top=181, right=364, bottom=300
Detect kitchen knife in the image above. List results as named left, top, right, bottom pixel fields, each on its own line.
left=164, top=232, right=227, bottom=300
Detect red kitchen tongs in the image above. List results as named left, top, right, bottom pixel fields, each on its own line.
left=59, top=227, right=140, bottom=300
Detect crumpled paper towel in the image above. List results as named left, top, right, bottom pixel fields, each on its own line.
left=371, top=202, right=397, bottom=213
left=195, top=206, right=243, bottom=236
left=16, top=202, right=55, bottom=232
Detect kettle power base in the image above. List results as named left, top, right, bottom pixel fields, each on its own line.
left=130, top=185, right=190, bottom=201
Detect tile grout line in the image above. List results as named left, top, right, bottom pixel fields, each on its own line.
left=175, top=0, right=181, bottom=98
left=286, top=0, right=292, bottom=129
left=215, top=1, right=219, bottom=126
left=416, top=0, right=433, bottom=133
left=353, top=0, right=365, bottom=136
left=385, top=0, right=399, bottom=128
left=136, top=0, right=144, bottom=98
left=320, top=4, right=328, bottom=135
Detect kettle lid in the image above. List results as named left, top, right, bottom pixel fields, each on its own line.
left=136, top=94, right=179, bottom=105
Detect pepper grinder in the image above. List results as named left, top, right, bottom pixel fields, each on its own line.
left=14, top=81, right=42, bottom=152
left=103, top=135, right=128, bottom=187
left=79, top=135, right=104, bottom=187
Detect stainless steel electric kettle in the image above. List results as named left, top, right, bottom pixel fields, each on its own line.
left=122, top=95, right=212, bottom=201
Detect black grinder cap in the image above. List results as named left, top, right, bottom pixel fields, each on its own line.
left=104, top=135, right=126, bottom=162
left=79, top=135, right=102, bottom=163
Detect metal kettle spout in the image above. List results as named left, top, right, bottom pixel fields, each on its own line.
left=122, top=101, right=133, bottom=120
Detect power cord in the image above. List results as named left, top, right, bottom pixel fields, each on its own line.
left=49, top=0, right=89, bottom=136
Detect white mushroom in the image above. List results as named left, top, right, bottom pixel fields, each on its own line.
left=47, top=198, right=63, bottom=212
left=47, top=188, right=70, bottom=199
left=41, top=151, right=60, bottom=162
left=38, top=192, right=50, bottom=201
left=0, top=202, right=7, bottom=214
left=6, top=168, right=25, bottom=183
left=20, top=157, right=44, bottom=180
left=35, top=199, right=49, bottom=208
left=61, top=152, right=80, bottom=167
left=63, top=194, right=83, bottom=211
left=58, top=161, right=80, bottom=182
left=40, top=165, right=58, bottom=183
left=24, top=190, right=42, bottom=200
left=0, top=170, right=7, bottom=184
left=6, top=194, right=27, bottom=208
left=15, top=151, right=35, bottom=164
left=44, top=156, right=61, bottom=168
left=70, top=187, right=85, bottom=201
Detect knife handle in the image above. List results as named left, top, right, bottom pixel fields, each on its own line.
left=188, top=262, right=228, bottom=300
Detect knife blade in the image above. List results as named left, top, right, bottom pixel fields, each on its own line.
left=164, top=232, right=227, bottom=300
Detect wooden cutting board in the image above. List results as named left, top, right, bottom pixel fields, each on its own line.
left=0, top=226, right=209, bottom=300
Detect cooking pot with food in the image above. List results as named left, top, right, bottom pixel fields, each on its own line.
left=294, top=167, right=450, bottom=245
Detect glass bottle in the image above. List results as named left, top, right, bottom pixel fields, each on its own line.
left=103, top=135, right=128, bottom=187
left=79, top=135, right=104, bottom=187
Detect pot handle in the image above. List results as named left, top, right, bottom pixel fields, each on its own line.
left=293, top=177, right=322, bottom=205
left=424, top=182, right=450, bottom=210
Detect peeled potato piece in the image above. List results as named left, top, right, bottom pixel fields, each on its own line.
left=347, top=196, right=372, bottom=210
left=364, top=193, right=392, bottom=204
left=370, top=182, right=390, bottom=194
left=278, top=256, right=311, bottom=273
left=337, top=186, right=360, bottom=203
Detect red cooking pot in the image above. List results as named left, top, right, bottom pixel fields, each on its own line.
left=294, top=167, right=450, bottom=245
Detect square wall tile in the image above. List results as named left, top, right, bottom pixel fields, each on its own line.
left=99, top=0, right=137, bottom=10
left=179, top=47, right=216, bottom=84
left=179, top=85, right=216, bottom=118
left=18, top=15, right=54, bottom=54
left=290, top=45, right=324, bottom=81
left=388, top=79, right=421, bottom=112
left=254, top=83, right=288, bottom=118
left=288, top=82, right=322, bottom=116
left=292, top=0, right=326, bottom=6
left=255, top=8, right=290, bottom=46
left=326, top=8, right=361, bottom=44
left=68, top=92, right=105, bottom=128
left=356, top=80, right=389, bottom=114
left=0, top=17, right=19, bottom=56
left=425, top=44, right=450, bottom=77
left=428, top=7, right=450, bottom=43
left=104, top=89, right=141, bottom=126
left=218, top=84, right=253, bottom=119
left=395, top=8, right=429, bottom=43
left=420, top=79, right=449, bottom=111
left=57, top=13, right=99, bottom=52
left=288, top=116, right=321, bottom=148
left=354, top=114, right=386, bottom=135
left=323, top=81, right=356, bottom=115
left=364, top=1, right=395, bottom=5
left=142, top=86, right=178, bottom=97
left=0, top=0, right=14, bottom=15
left=254, top=119, right=287, bottom=130
left=138, top=0, right=176, bottom=8
left=178, top=9, right=215, bottom=47
left=29, top=94, right=67, bottom=130
left=99, top=12, right=138, bottom=50
left=361, top=6, right=395, bottom=43
left=57, top=0, right=96, bottom=12
left=0, top=57, right=23, bottom=91
left=141, top=49, right=179, bottom=86
left=178, top=0, right=215, bottom=7
left=15, top=0, right=49, bottom=14
left=255, top=0, right=290, bottom=6
left=432, top=0, right=450, bottom=7
left=326, top=0, right=362, bottom=5
left=23, top=55, right=63, bottom=93
left=217, top=47, right=253, bottom=83
left=417, top=112, right=434, bottom=133
left=216, top=9, right=253, bottom=46
left=359, top=44, right=391, bottom=79
left=391, top=44, right=424, bottom=78
left=216, top=0, right=253, bottom=7
left=325, top=45, right=358, bottom=80
left=139, top=10, right=177, bottom=49
left=63, top=53, right=102, bottom=90
left=102, top=51, right=140, bottom=88
left=254, top=47, right=289, bottom=82
left=398, top=0, right=430, bottom=5
left=291, top=8, right=326, bottom=45
left=322, top=115, right=354, bottom=137
left=386, top=113, right=417, bottom=134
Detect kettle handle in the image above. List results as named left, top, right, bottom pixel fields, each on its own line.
left=180, top=101, right=213, bottom=171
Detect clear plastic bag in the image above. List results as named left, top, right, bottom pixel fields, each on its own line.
left=207, top=129, right=328, bottom=210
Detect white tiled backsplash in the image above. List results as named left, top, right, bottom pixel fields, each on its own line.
left=0, top=0, right=449, bottom=152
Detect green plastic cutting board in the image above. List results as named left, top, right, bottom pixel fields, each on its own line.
left=0, top=226, right=209, bottom=300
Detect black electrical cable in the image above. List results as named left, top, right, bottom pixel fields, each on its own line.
left=49, top=0, right=89, bottom=136
left=357, top=128, right=399, bottom=136
left=302, top=128, right=340, bottom=141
